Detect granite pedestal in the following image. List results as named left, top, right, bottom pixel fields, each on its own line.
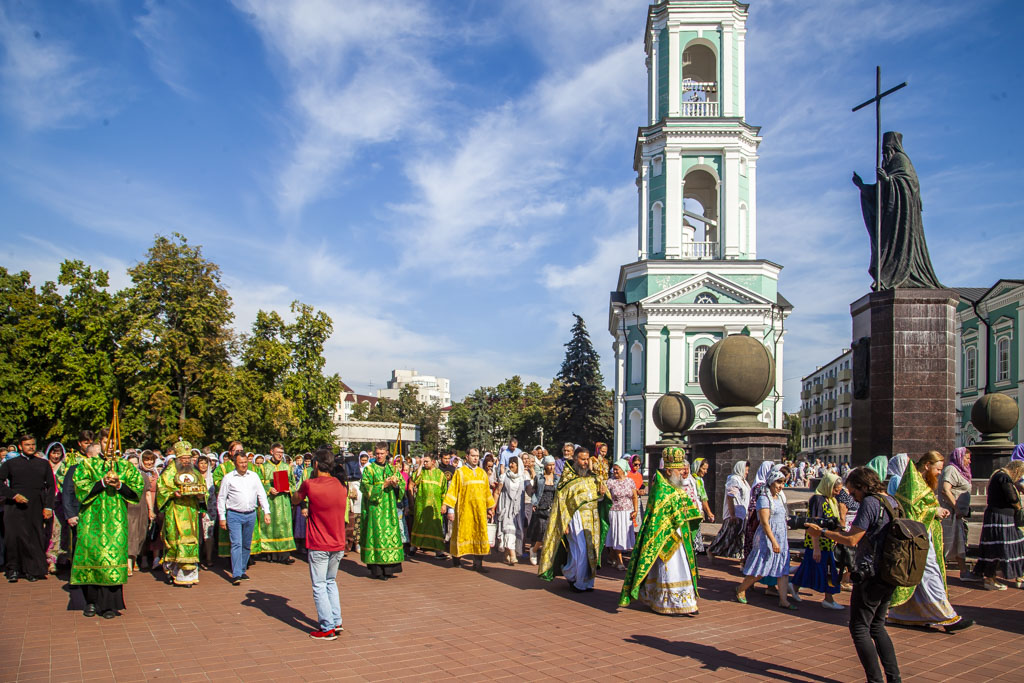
left=850, top=289, right=957, bottom=463
left=687, top=428, right=788, bottom=516
left=968, top=443, right=1016, bottom=496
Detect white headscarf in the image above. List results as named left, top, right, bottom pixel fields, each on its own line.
left=723, top=460, right=751, bottom=519
left=886, top=454, right=909, bottom=496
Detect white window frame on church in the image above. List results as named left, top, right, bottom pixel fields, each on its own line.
left=652, top=155, right=663, bottom=176
left=628, top=409, right=643, bottom=451
left=651, top=202, right=663, bottom=254
left=630, top=341, right=643, bottom=385
left=996, top=336, right=1011, bottom=383
left=692, top=343, right=710, bottom=384
left=964, top=346, right=977, bottom=388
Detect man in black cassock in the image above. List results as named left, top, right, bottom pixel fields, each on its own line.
left=0, top=435, right=55, bottom=582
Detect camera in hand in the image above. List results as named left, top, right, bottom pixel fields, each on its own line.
left=850, top=560, right=875, bottom=584
left=788, top=513, right=840, bottom=531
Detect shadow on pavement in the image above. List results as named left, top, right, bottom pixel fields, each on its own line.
left=240, top=589, right=319, bottom=632
left=626, top=634, right=843, bottom=683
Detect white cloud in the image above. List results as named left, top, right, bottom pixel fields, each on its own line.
left=231, top=0, right=444, bottom=214
left=133, top=0, right=192, bottom=96
left=397, top=41, right=643, bottom=276
left=0, top=7, right=111, bottom=128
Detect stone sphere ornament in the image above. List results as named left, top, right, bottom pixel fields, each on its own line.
left=651, top=392, right=694, bottom=444
left=698, top=335, right=776, bottom=428
left=970, top=393, right=1019, bottom=446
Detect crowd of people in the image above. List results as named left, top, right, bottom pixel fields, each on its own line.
left=3, top=429, right=1024, bottom=673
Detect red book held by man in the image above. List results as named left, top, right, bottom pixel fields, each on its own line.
left=273, top=470, right=290, bottom=493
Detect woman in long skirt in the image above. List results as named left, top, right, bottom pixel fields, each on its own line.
left=691, top=458, right=714, bottom=553
left=124, top=453, right=151, bottom=576
left=707, top=461, right=750, bottom=560
left=791, top=472, right=844, bottom=609
left=974, top=460, right=1024, bottom=591
left=605, top=460, right=638, bottom=570
left=525, top=456, right=558, bottom=565
left=939, top=447, right=973, bottom=579
left=494, top=457, right=525, bottom=565
left=734, top=469, right=794, bottom=609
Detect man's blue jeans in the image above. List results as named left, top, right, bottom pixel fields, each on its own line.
left=226, top=509, right=256, bottom=579
left=308, top=550, right=343, bottom=632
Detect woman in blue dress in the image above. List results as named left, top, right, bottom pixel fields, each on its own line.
left=734, top=468, right=795, bottom=609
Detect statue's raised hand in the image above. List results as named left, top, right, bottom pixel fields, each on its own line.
left=851, top=171, right=864, bottom=188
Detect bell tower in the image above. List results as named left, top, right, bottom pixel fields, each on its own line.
left=610, top=1, right=790, bottom=456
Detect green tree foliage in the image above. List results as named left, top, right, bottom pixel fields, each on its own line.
left=360, top=385, right=443, bottom=453
left=0, top=235, right=342, bottom=453
left=446, top=376, right=556, bottom=454
left=783, top=412, right=802, bottom=457
left=552, top=314, right=612, bottom=447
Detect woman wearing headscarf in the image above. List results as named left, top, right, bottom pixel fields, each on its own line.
left=44, top=442, right=67, bottom=574
left=123, top=452, right=150, bottom=576
left=525, top=455, right=559, bottom=565
left=834, top=470, right=860, bottom=591
left=888, top=451, right=974, bottom=631
left=743, top=461, right=778, bottom=558
left=606, top=459, right=638, bottom=570
left=974, top=460, right=1024, bottom=591
left=939, top=447, right=974, bottom=579
left=706, top=461, right=750, bottom=561
left=1012, top=443, right=1024, bottom=462
left=494, top=456, right=525, bottom=565
left=886, top=454, right=909, bottom=497
left=791, top=471, right=845, bottom=610
left=866, top=455, right=889, bottom=482
left=734, top=468, right=795, bottom=609
left=690, top=458, right=714, bottom=553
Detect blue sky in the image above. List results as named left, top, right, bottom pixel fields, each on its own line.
left=2, top=0, right=1022, bottom=411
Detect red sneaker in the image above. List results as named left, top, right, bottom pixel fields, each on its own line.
left=309, top=629, right=337, bottom=641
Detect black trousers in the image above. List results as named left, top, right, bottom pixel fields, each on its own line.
left=3, top=503, right=47, bottom=577
left=849, top=578, right=901, bottom=683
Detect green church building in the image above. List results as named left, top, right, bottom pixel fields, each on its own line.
left=956, top=280, right=1024, bottom=446
left=608, top=0, right=791, bottom=456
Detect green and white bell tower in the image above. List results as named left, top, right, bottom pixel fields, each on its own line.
left=609, top=0, right=791, bottom=456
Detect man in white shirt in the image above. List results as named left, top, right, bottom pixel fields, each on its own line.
left=217, top=451, right=271, bottom=585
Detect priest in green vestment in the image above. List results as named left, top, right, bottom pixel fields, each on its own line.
left=619, top=447, right=703, bottom=615
left=156, top=442, right=205, bottom=587
left=360, top=442, right=404, bottom=579
left=70, top=453, right=144, bottom=619
left=258, top=443, right=296, bottom=564
left=538, top=447, right=603, bottom=591
left=410, top=453, right=448, bottom=555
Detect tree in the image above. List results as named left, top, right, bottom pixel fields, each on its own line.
left=281, top=302, right=341, bottom=451
left=783, top=412, right=802, bottom=458
left=118, top=234, right=234, bottom=445
left=0, top=268, right=50, bottom=439
left=552, top=314, right=612, bottom=448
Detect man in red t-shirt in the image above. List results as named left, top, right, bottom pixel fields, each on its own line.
left=293, top=449, right=347, bottom=640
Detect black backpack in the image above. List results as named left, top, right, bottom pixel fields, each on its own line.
left=872, top=494, right=929, bottom=588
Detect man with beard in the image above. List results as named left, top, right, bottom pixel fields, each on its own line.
left=258, top=443, right=296, bottom=564
left=0, top=435, right=54, bottom=582
left=619, top=447, right=703, bottom=615
left=885, top=451, right=973, bottom=632
left=538, top=447, right=604, bottom=592
left=156, top=441, right=206, bottom=586
left=359, top=443, right=404, bottom=580
left=70, top=446, right=144, bottom=617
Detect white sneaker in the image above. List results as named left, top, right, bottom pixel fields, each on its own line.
left=822, top=600, right=845, bottom=610
left=529, top=549, right=538, bottom=565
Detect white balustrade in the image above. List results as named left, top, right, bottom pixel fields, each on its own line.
left=678, top=241, right=718, bottom=259
left=680, top=100, right=719, bottom=117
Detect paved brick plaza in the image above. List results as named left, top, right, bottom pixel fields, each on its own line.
left=2, top=551, right=1023, bottom=682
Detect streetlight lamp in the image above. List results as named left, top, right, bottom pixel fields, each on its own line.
left=536, top=426, right=544, bottom=448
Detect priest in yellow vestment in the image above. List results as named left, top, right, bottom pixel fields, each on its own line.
left=442, top=447, right=495, bottom=572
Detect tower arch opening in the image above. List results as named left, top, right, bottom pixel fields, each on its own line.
left=681, top=40, right=718, bottom=117
left=682, top=168, right=718, bottom=258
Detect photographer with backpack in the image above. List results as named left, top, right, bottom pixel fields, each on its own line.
left=806, top=466, right=914, bottom=683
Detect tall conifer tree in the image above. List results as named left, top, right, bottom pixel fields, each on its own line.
left=553, top=314, right=612, bottom=448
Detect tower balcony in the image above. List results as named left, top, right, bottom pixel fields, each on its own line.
left=680, top=100, right=719, bottom=117
left=680, top=81, right=718, bottom=117
left=678, top=241, right=718, bottom=259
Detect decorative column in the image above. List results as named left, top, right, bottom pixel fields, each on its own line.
left=746, top=158, right=757, bottom=259
left=721, top=22, right=734, bottom=116
left=723, top=150, right=741, bottom=258
left=614, top=332, right=627, bottom=456
left=650, top=30, right=659, bottom=123
left=664, top=150, right=682, bottom=258
left=737, top=28, right=746, bottom=118
left=643, top=323, right=662, bottom=448
left=638, top=160, right=649, bottom=259
left=667, top=327, right=686, bottom=391
left=667, top=27, right=680, bottom=117
left=774, top=329, right=786, bottom=428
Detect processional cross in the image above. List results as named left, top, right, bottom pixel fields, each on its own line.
left=852, top=66, right=907, bottom=292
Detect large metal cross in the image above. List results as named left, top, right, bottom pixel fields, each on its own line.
left=852, top=66, right=907, bottom=291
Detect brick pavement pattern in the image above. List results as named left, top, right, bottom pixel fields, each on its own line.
left=2, top=551, right=1024, bottom=682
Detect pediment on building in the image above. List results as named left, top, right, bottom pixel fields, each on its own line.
left=640, top=272, right=772, bottom=308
